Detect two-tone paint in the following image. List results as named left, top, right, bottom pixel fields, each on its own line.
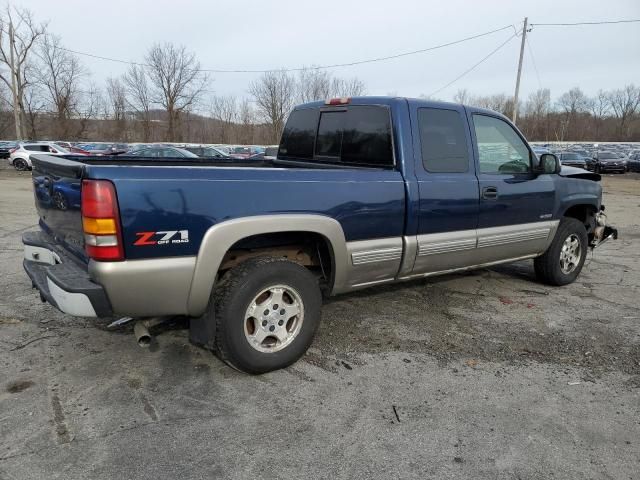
left=28, top=97, right=602, bottom=318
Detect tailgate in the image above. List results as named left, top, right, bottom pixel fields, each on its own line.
left=31, top=155, right=87, bottom=261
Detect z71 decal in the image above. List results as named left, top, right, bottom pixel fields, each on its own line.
left=134, top=230, right=189, bottom=246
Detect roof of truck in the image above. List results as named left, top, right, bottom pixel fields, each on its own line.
left=295, top=96, right=505, bottom=119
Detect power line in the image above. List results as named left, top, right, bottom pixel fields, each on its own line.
left=525, top=36, right=543, bottom=90
left=530, top=19, right=640, bottom=26
left=428, top=32, right=518, bottom=98
left=56, top=25, right=516, bottom=74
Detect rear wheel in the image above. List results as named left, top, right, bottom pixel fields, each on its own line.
left=212, top=256, right=322, bottom=374
left=534, top=217, right=588, bottom=286
left=13, top=158, right=28, bottom=171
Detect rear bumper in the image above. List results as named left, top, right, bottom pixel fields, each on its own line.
left=23, top=231, right=113, bottom=317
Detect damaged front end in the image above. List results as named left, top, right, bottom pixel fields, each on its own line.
left=590, top=208, right=618, bottom=248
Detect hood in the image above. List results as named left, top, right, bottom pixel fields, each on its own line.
left=559, top=166, right=601, bottom=181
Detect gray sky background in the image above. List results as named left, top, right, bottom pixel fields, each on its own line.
left=18, top=0, right=640, bottom=104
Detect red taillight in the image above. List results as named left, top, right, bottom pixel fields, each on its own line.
left=81, top=179, right=124, bottom=261
left=325, top=97, right=351, bottom=105
left=9, top=147, right=16, bottom=154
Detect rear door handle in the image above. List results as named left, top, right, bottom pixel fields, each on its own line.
left=482, top=186, right=498, bottom=199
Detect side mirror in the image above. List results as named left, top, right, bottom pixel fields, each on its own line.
left=538, top=153, right=561, bottom=174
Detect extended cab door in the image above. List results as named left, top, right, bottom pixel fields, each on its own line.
left=469, top=111, right=556, bottom=263
left=409, top=104, right=480, bottom=275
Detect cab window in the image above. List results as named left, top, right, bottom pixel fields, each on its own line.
left=418, top=108, right=470, bottom=173
left=473, top=115, right=531, bottom=174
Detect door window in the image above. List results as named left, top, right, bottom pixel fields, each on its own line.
left=473, top=115, right=531, bottom=174
left=418, top=108, right=470, bottom=173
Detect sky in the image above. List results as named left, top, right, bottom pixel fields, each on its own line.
left=16, top=0, right=640, bottom=105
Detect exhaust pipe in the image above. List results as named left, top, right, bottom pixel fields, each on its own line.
left=134, top=321, right=152, bottom=347
left=133, top=317, right=170, bottom=348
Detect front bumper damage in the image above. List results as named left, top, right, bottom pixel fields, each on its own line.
left=590, top=210, right=618, bottom=249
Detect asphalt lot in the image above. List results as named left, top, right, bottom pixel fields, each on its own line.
left=1, top=164, right=639, bottom=480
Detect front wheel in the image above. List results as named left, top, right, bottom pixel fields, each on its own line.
left=213, top=256, right=322, bottom=374
left=534, top=217, right=588, bottom=286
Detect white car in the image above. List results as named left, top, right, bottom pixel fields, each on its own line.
left=9, top=143, right=73, bottom=171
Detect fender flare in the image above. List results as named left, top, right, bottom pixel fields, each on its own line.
left=186, top=214, right=348, bottom=316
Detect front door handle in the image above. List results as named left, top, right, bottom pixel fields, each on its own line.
left=482, top=186, right=498, bottom=199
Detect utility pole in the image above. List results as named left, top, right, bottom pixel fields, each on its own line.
left=9, top=21, right=22, bottom=140
left=512, top=17, right=528, bottom=125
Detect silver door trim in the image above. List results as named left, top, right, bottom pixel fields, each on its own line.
left=398, top=253, right=539, bottom=281
left=345, top=237, right=403, bottom=287
left=351, top=247, right=403, bottom=265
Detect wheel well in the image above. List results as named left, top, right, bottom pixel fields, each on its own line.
left=563, top=204, right=597, bottom=237
left=220, top=231, right=334, bottom=291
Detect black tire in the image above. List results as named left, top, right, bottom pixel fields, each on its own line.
left=534, top=217, right=588, bottom=286
left=13, top=158, right=28, bottom=171
left=212, top=256, right=322, bottom=374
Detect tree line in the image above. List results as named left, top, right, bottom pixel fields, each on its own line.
left=0, top=5, right=638, bottom=146
left=452, top=86, right=640, bottom=143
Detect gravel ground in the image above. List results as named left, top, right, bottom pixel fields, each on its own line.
left=1, top=164, right=639, bottom=479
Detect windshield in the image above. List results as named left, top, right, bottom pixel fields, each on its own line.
left=52, top=144, right=70, bottom=153
left=599, top=152, right=616, bottom=159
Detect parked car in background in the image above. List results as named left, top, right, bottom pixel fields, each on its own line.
left=183, top=145, right=229, bottom=158
left=230, top=146, right=265, bottom=158
left=590, top=151, right=626, bottom=174
left=125, top=146, right=199, bottom=158
left=79, top=143, right=129, bottom=155
left=532, top=146, right=551, bottom=158
left=9, top=143, right=83, bottom=171
left=627, top=152, right=640, bottom=172
left=213, top=145, right=231, bottom=155
left=558, top=152, right=587, bottom=169
left=569, top=148, right=593, bottom=162
left=264, top=146, right=278, bottom=160
left=0, top=141, right=17, bottom=159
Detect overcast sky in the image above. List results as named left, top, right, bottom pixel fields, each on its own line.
left=17, top=0, right=640, bottom=105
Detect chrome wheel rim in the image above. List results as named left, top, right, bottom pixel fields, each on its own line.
left=560, top=234, right=581, bottom=274
left=244, top=284, right=304, bottom=353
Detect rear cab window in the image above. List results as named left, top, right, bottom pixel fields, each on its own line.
left=418, top=107, right=470, bottom=173
left=279, top=105, right=394, bottom=168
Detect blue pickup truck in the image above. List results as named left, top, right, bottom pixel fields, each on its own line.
left=23, top=96, right=617, bottom=373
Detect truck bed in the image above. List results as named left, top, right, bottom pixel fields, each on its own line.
left=30, top=153, right=407, bottom=263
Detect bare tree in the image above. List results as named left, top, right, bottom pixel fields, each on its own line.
left=557, top=87, right=588, bottom=139
left=106, top=77, right=127, bottom=140
left=453, top=88, right=470, bottom=105
left=608, top=84, right=640, bottom=140
left=144, top=42, right=208, bottom=142
left=210, top=95, right=238, bottom=143
left=75, top=82, right=103, bottom=138
left=297, top=68, right=332, bottom=103
left=22, top=79, right=45, bottom=138
left=470, top=93, right=513, bottom=116
left=122, top=65, right=152, bottom=142
left=331, top=77, right=366, bottom=98
left=587, top=89, right=610, bottom=139
left=524, top=88, right=551, bottom=140
left=237, top=98, right=255, bottom=144
left=249, top=70, right=296, bottom=143
left=36, top=34, right=86, bottom=138
left=0, top=5, right=46, bottom=138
